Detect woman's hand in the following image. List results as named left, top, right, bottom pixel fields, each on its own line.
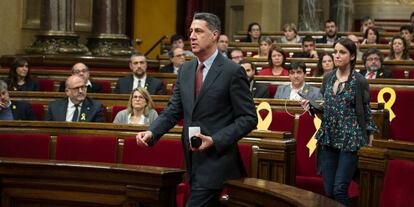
left=300, top=99, right=310, bottom=111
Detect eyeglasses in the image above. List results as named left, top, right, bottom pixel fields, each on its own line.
left=174, top=54, right=185, bottom=58
left=367, top=57, right=380, bottom=62
left=68, top=85, right=87, bottom=91
left=133, top=95, right=146, bottom=101
left=73, top=69, right=88, bottom=74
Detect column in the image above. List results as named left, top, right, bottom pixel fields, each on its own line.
left=87, top=0, right=135, bottom=56
left=330, top=0, right=353, bottom=32
left=298, top=0, right=324, bottom=31
left=26, top=0, right=89, bottom=55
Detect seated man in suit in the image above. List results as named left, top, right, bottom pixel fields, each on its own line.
left=47, top=75, right=104, bottom=122
left=274, top=61, right=321, bottom=100
left=240, top=60, right=269, bottom=98
left=170, top=34, right=194, bottom=57
left=217, top=34, right=229, bottom=58
left=316, top=19, right=339, bottom=45
left=360, top=48, right=393, bottom=79
left=229, top=48, right=244, bottom=64
left=115, top=54, right=164, bottom=95
left=292, top=36, right=319, bottom=59
left=0, top=80, right=35, bottom=120
left=159, top=47, right=186, bottom=74
left=58, top=62, right=103, bottom=93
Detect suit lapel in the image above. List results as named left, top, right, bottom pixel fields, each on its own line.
left=79, top=98, right=91, bottom=122
left=60, top=99, right=69, bottom=121
left=193, top=54, right=224, bottom=108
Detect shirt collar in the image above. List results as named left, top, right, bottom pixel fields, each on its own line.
left=198, top=49, right=219, bottom=71
left=68, top=98, right=82, bottom=107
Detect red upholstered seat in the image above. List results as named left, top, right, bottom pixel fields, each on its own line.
left=37, top=79, right=55, bottom=91
left=0, top=133, right=50, bottom=159
left=31, top=103, right=45, bottom=121
left=379, top=159, right=414, bottom=207
left=267, top=84, right=277, bottom=98
left=122, top=138, right=184, bottom=168
left=295, top=114, right=359, bottom=198
left=409, top=70, right=414, bottom=79
left=55, top=135, right=118, bottom=163
left=384, top=89, right=414, bottom=142
left=267, top=111, right=295, bottom=133
left=112, top=106, right=127, bottom=122
left=238, top=143, right=253, bottom=176
left=390, top=68, right=406, bottom=79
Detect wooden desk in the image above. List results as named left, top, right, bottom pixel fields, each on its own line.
left=0, top=158, right=184, bottom=206
left=222, top=178, right=344, bottom=207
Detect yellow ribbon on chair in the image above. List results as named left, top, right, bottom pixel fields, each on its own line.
left=377, top=87, right=396, bottom=122
left=256, top=102, right=272, bottom=131
left=306, top=116, right=321, bottom=157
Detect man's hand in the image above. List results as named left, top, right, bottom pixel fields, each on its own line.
left=0, top=101, right=7, bottom=110
left=136, top=131, right=153, bottom=147
left=300, top=99, right=310, bottom=111
left=190, top=133, right=214, bottom=152
left=310, top=50, right=319, bottom=59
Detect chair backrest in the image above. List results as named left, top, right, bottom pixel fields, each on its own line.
left=379, top=159, right=414, bottom=207
left=37, top=79, right=55, bottom=92
left=31, top=103, right=45, bottom=121
left=0, top=133, right=50, bottom=159
left=238, top=143, right=252, bottom=176
left=267, top=84, right=277, bottom=98
left=95, top=80, right=112, bottom=93
left=388, top=89, right=414, bottom=142
left=296, top=113, right=318, bottom=176
left=267, top=111, right=295, bottom=133
left=55, top=135, right=118, bottom=163
left=390, top=68, right=405, bottom=79
left=122, top=138, right=184, bottom=168
left=112, top=106, right=127, bottom=122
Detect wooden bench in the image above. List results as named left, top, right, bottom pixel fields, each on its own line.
left=222, top=178, right=344, bottom=207
left=0, top=157, right=184, bottom=207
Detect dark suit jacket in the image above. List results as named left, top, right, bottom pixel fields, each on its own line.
left=148, top=53, right=257, bottom=189
left=9, top=79, right=39, bottom=91
left=114, top=75, right=164, bottom=95
left=316, top=36, right=340, bottom=44
left=10, top=100, right=35, bottom=120
left=359, top=68, right=393, bottom=79
left=58, top=81, right=103, bottom=93
left=251, top=80, right=269, bottom=98
left=46, top=97, right=104, bottom=122
left=159, top=64, right=175, bottom=73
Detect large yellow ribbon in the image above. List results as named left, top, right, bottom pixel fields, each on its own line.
left=256, top=102, right=272, bottom=131
left=306, top=116, right=321, bottom=157
left=377, top=87, right=396, bottom=122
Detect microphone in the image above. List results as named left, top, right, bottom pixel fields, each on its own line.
left=190, top=136, right=202, bottom=148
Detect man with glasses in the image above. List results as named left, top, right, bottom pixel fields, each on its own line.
left=47, top=75, right=104, bottom=122
left=360, top=48, right=393, bottom=79
left=115, top=54, right=164, bottom=95
left=160, top=47, right=186, bottom=74
left=59, top=62, right=103, bottom=93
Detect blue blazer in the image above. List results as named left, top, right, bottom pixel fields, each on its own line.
left=46, top=97, right=104, bottom=122
left=148, top=53, right=257, bottom=189
left=10, top=100, right=35, bottom=120
left=274, top=84, right=322, bottom=100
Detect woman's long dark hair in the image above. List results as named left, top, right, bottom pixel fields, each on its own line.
left=246, top=22, right=261, bottom=42
left=333, top=38, right=357, bottom=84
left=267, top=45, right=286, bottom=68
left=364, top=27, right=380, bottom=44
left=315, top=52, right=334, bottom=77
left=389, top=35, right=409, bottom=60
left=7, top=58, right=31, bottom=90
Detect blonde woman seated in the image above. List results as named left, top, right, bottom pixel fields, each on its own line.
left=253, top=36, right=272, bottom=58
left=276, top=23, right=302, bottom=44
left=113, top=88, right=158, bottom=125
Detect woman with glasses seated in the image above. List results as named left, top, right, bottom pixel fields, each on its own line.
left=113, top=87, right=158, bottom=125
left=7, top=58, right=38, bottom=91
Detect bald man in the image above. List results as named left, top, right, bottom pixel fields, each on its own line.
left=47, top=75, right=104, bottom=122
left=59, top=62, right=103, bottom=93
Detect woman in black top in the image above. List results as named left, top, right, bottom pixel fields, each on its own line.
left=7, top=58, right=39, bottom=91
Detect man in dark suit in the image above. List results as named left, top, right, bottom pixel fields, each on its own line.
left=360, top=48, right=393, bottom=79
left=136, top=12, right=257, bottom=206
left=316, top=19, right=339, bottom=44
left=0, top=80, right=35, bottom=120
left=58, top=63, right=103, bottom=93
left=292, top=36, right=319, bottom=59
left=115, top=54, right=164, bottom=95
left=159, top=47, right=186, bottom=74
left=240, top=60, right=269, bottom=98
left=47, top=75, right=104, bottom=122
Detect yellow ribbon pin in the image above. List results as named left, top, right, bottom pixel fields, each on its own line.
left=256, top=102, right=272, bottom=131
left=377, top=87, right=396, bottom=122
left=306, top=116, right=321, bottom=157
left=80, top=113, right=86, bottom=121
